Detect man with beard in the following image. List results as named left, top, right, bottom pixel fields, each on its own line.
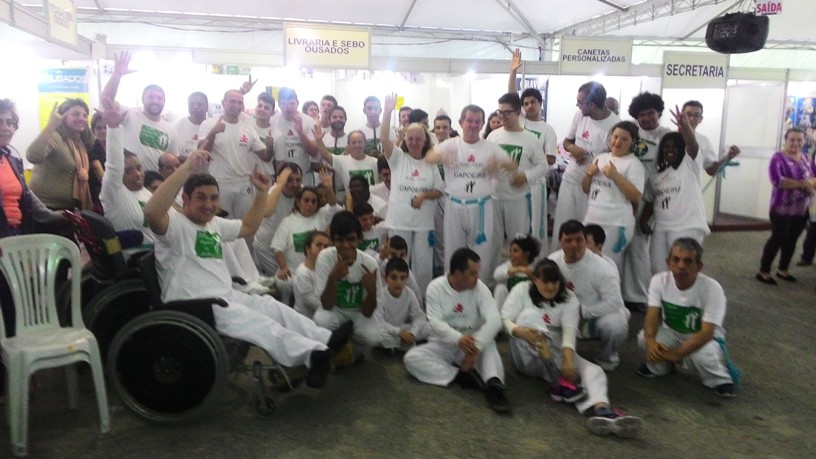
left=323, top=106, right=349, bottom=156
left=101, top=51, right=178, bottom=171
left=270, top=88, right=320, bottom=186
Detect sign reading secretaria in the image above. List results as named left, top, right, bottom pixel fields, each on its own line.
left=284, top=24, right=370, bottom=69
left=755, top=0, right=782, bottom=16
left=559, top=37, right=632, bottom=75
left=662, top=52, right=729, bottom=89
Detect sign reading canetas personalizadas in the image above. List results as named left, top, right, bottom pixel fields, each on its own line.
left=45, top=0, right=78, bottom=47
left=662, top=51, right=729, bottom=89
left=559, top=37, right=632, bottom=75
left=284, top=23, right=370, bottom=69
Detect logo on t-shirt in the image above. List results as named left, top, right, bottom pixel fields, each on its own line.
left=500, top=144, right=523, bottom=166
left=507, top=274, right=527, bottom=291
left=453, top=303, right=464, bottom=313
left=566, top=281, right=575, bottom=291
left=349, top=169, right=375, bottom=185
left=662, top=300, right=702, bottom=334
left=467, top=154, right=476, bottom=163
left=194, top=230, right=223, bottom=259
left=193, top=134, right=199, bottom=141
left=358, top=238, right=380, bottom=251
left=411, top=169, right=420, bottom=178
left=139, top=125, right=171, bottom=151
left=337, top=279, right=364, bottom=309
left=581, top=130, right=590, bottom=141
left=287, top=129, right=294, bottom=136
left=542, top=313, right=551, bottom=324
left=239, top=134, right=249, bottom=145
left=524, top=127, right=541, bottom=139
left=632, top=140, right=649, bottom=159
left=292, top=230, right=311, bottom=253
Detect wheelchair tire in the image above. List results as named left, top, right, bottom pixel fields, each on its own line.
left=254, top=395, right=277, bottom=419
left=107, top=310, right=229, bottom=424
left=82, top=279, right=150, bottom=360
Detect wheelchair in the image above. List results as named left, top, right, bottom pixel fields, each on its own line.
left=63, top=210, right=297, bottom=423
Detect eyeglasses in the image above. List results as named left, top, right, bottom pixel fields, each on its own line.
left=495, top=109, right=518, bottom=117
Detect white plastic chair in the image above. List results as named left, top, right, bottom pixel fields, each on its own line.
left=0, top=234, right=110, bottom=456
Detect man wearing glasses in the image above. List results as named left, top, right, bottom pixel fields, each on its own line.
left=681, top=101, right=740, bottom=177
left=486, top=93, right=549, bottom=249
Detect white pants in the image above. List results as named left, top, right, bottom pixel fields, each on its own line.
left=218, top=290, right=330, bottom=368
left=530, top=181, right=549, bottom=246
left=377, top=321, right=431, bottom=350
left=444, top=196, right=496, bottom=285
left=588, top=308, right=631, bottom=366
left=510, top=308, right=608, bottom=413
left=403, top=340, right=504, bottom=387
left=649, top=229, right=707, bottom=275
left=223, top=239, right=260, bottom=283
left=253, top=241, right=278, bottom=277
left=390, top=229, right=435, bottom=295
left=551, top=180, right=588, bottom=251
left=493, top=197, right=531, bottom=243
left=493, top=284, right=510, bottom=313
left=637, top=328, right=733, bottom=388
left=217, top=177, right=255, bottom=219
left=590, top=222, right=634, bottom=276
left=622, top=225, right=651, bottom=304
left=313, top=307, right=381, bottom=347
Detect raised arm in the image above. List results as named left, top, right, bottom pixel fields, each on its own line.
left=705, top=145, right=741, bottom=176
left=237, top=166, right=272, bottom=238
left=508, top=48, right=522, bottom=94
left=670, top=105, right=699, bottom=159
left=263, top=168, right=292, bottom=217
left=144, top=149, right=210, bottom=235
left=380, top=93, right=398, bottom=159
left=294, top=114, right=319, bottom=157
left=312, top=124, right=335, bottom=165
left=101, top=51, right=136, bottom=105
left=99, top=99, right=128, bottom=191
left=26, top=102, right=62, bottom=163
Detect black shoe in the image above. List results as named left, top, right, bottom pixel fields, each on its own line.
left=755, top=273, right=778, bottom=285
left=714, top=383, right=736, bottom=398
left=624, top=301, right=647, bottom=312
left=796, top=260, right=812, bottom=267
left=485, top=379, right=511, bottom=413
left=306, top=350, right=332, bottom=389
left=776, top=271, right=797, bottom=282
left=326, top=321, right=354, bottom=352
left=452, top=370, right=485, bottom=391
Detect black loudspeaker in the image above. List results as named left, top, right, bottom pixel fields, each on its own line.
left=705, top=13, right=770, bottom=54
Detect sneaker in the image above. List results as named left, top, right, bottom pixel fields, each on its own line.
left=305, top=349, right=332, bottom=389
left=485, top=379, right=512, bottom=413
left=625, top=301, right=647, bottom=312
left=453, top=370, right=485, bottom=391
left=588, top=407, right=642, bottom=438
left=332, top=342, right=356, bottom=369
left=326, top=321, right=354, bottom=352
left=594, top=358, right=619, bottom=372
left=257, top=275, right=277, bottom=288
left=714, top=383, right=736, bottom=398
left=236, top=280, right=273, bottom=295
left=636, top=363, right=657, bottom=378
left=550, top=377, right=587, bottom=403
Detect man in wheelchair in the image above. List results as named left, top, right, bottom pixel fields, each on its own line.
left=144, top=149, right=352, bottom=389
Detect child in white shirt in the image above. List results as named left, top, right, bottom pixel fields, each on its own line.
left=293, top=231, right=331, bottom=318
left=373, top=258, right=430, bottom=352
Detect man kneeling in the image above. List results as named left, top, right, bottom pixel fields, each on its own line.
left=144, top=150, right=351, bottom=389
left=404, top=248, right=511, bottom=413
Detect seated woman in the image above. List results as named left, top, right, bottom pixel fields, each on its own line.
left=492, top=234, right=539, bottom=311
left=27, top=98, right=96, bottom=211
left=501, top=259, right=642, bottom=438
left=293, top=231, right=331, bottom=318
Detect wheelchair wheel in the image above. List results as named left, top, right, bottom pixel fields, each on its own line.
left=254, top=395, right=277, bottom=419
left=82, top=279, right=150, bottom=360
left=107, top=310, right=229, bottom=424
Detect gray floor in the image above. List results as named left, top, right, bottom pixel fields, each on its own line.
left=2, top=230, right=814, bottom=458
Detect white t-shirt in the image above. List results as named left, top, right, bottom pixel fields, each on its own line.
left=549, top=249, right=625, bottom=319
left=368, top=194, right=389, bottom=220
left=154, top=212, right=241, bottom=302
left=374, top=287, right=429, bottom=339
left=249, top=122, right=276, bottom=177
left=386, top=148, right=444, bottom=230
left=501, top=282, right=580, bottom=352
left=270, top=212, right=329, bottom=271
left=487, top=127, right=549, bottom=200
left=584, top=153, right=646, bottom=227
left=314, top=247, right=379, bottom=312
left=634, top=125, right=673, bottom=177
left=360, top=223, right=389, bottom=258
left=324, top=132, right=349, bottom=156
left=424, top=276, right=501, bottom=350
left=270, top=113, right=318, bottom=186
left=122, top=108, right=178, bottom=172
left=647, top=271, right=726, bottom=338
left=696, top=132, right=719, bottom=174
left=332, top=154, right=379, bottom=191
left=358, top=124, right=396, bottom=156
left=646, top=153, right=711, bottom=233
left=99, top=127, right=155, bottom=243
left=253, top=185, right=296, bottom=253
left=370, top=182, right=390, bottom=203
left=436, top=137, right=506, bottom=200
left=171, top=117, right=202, bottom=159
left=198, top=117, right=264, bottom=182
left=563, top=110, right=620, bottom=184
left=520, top=118, right=559, bottom=156
left=293, top=263, right=320, bottom=318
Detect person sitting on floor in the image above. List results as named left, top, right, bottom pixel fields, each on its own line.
left=371, top=257, right=430, bottom=354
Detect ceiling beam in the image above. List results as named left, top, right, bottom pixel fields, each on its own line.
left=493, top=0, right=550, bottom=50
left=595, top=0, right=627, bottom=11
left=399, top=0, right=419, bottom=31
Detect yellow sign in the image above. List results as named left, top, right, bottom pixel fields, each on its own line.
left=396, top=96, right=405, bottom=110
left=38, top=94, right=91, bottom=130
left=284, top=23, right=370, bottom=69
left=46, top=0, right=78, bottom=47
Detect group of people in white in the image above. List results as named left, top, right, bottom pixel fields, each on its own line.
left=65, top=49, right=745, bottom=438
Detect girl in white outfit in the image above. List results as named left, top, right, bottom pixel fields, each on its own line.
left=293, top=231, right=330, bottom=318
left=492, top=234, right=539, bottom=311
left=271, top=187, right=329, bottom=305
left=502, top=259, right=642, bottom=438
left=582, top=121, right=646, bottom=274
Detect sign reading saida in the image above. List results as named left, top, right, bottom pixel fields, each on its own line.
left=284, top=24, right=371, bottom=69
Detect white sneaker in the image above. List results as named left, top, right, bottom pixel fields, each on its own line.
left=257, top=276, right=277, bottom=288
left=236, top=281, right=273, bottom=295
